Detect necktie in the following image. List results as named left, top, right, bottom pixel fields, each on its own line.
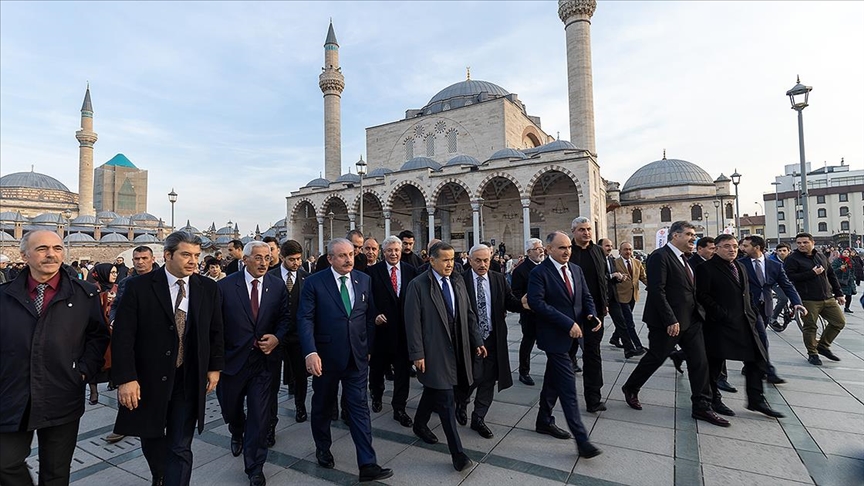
left=285, top=272, right=294, bottom=294
left=476, top=276, right=490, bottom=340
left=681, top=254, right=693, bottom=283
left=174, top=280, right=187, bottom=367
left=34, top=283, right=48, bottom=315
left=390, top=266, right=399, bottom=295
left=754, top=259, right=765, bottom=286
left=339, top=275, right=352, bottom=316
left=441, top=277, right=455, bottom=319
left=561, top=265, right=574, bottom=297
left=626, top=259, right=633, bottom=277
left=251, top=279, right=259, bottom=321
left=729, top=261, right=740, bottom=283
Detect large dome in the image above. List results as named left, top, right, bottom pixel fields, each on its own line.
left=0, top=171, right=71, bottom=192
left=622, top=158, right=715, bottom=194
left=421, top=79, right=510, bottom=114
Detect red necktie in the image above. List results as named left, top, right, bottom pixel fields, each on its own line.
left=626, top=259, right=633, bottom=277
left=251, top=279, right=259, bottom=321
left=561, top=265, right=574, bottom=297
left=390, top=266, right=399, bottom=295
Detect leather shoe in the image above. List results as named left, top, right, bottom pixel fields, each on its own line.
left=535, top=423, right=571, bottom=440
left=766, top=374, right=786, bottom=385
left=249, top=473, right=266, bottom=486
left=331, top=405, right=339, bottom=420
left=452, top=452, right=474, bottom=472
left=716, top=379, right=738, bottom=393
left=577, top=441, right=602, bottom=459
left=746, top=400, right=785, bottom=418
left=624, top=348, right=645, bottom=359
left=295, top=406, right=307, bottom=423
left=692, top=409, right=731, bottom=427
left=586, top=402, right=607, bottom=413
left=817, top=346, right=841, bottom=361
left=712, top=401, right=736, bottom=417
left=470, top=419, right=494, bottom=439
left=359, top=464, right=393, bottom=482
left=455, top=403, right=468, bottom=426
left=609, top=337, right=624, bottom=348
left=104, top=432, right=125, bottom=444
left=151, top=477, right=163, bottom=486
left=622, top=387, right=642, bottom=410
left=231, top=434, right=243, bottom=457
left=266, top=426, right=276, bottom=448
left=670, top=353, right=684, bottom=374
left=518, top=374, right=535, bottom=386
left=808, top=354, right=823, bottom=366
left=393, top=409, right=413, bottom=427
left=316, top=449, right=335, bottom=469
left=371, top=398, right=383, bottom=413
left=413, top=424, right=439, bottom=444
left=572, top=359, right=582, bottom=373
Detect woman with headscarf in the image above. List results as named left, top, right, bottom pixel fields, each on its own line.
left=86, top=263, right=118, bottom=404
left=831, top=249, right=857, bottom=314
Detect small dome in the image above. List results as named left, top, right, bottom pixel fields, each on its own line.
left=70, top=214, right=99, bottom=225
left=535, top=140, right=578, bottom=154
left=305, top=178, right=330, bottom=189
left=714, top=173, right=731, bottom=183
left=335, top=173, right=361, bottom=184
left=96, top=211, right=119, bottom=221
left=30, top=213, right=66, bottom=224
left=0, top=211, right=27, bottom=222
left=445, top=155, right=480, bottom=167
left=215, top=235, right=231, bottom=244
left=487, top=148, right=528, bottom=161
left=622, top=158, right=715, bottom=194
left=103, top=153, right=137, bottom=168
left=422, top=79, right=511, bottom=114
left=64, top=233, right=96, bottom=243
left=108, top=216, right=132, bottom=227
left=262, top=228, right=277, bottom=238
left=367, top=168, right=393, bottom=178
left=100, top=233, right=130, bottom=243
left=215, top=225, right=233, bottom=235
left=181, top=225, right=202, bottom=235
left=400, top=157, right=442, bottom=172
left=241, top=236, right=254, bottom=244
left=133, top=233, right=160, bottom=243
left=0, top=171, right=71, bottom=192
left=0, top=231, right=18, bottom=242
left=130, top=212, right=159, bottom=222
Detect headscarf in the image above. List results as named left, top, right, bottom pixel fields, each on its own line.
left=88, top=263, right=118, bottom=292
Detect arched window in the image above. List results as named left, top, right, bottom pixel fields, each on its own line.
left=839, top=206, right=849, bottom=216
left=690, top=205, right=702, bottom=221
left=725, top=203, right=734, bottom=220
left=841, top=220, right=850, bottom=231
left=778, top=211, right=785, bottom=221
left=426, top=135, right=435, bottom=157
left=660, top=207, right=672, bottom=222
left=632, top=209, right=642, bottom=223
left=817, top=208, right=826, bottom=218
left=818, top=222, right=828, bottom=232
left=405, top=138, right=414, bottom=160
left=447, top=130, right=458, bottom=153
left=779, top=224, right=786, bottom=234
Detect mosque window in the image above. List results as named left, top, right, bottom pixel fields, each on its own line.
left=725, top=203, right=734, bottom=220
left=405, top=138, right=414, bottom=160
left=631, top=209, right=642, bottom=224
left=633, top=235, right=644, bottom=250
left=777, top=211, right=785, bottom=221
left=817, top=208, right=826, bottom=218
left=660, top=207, right=671, bottom=222
left=690, top=205, right=702, bottom=221
left=426, top=135, right=435, bottom=157
left=777, top=199, right=784, bottom=207
left=435, top=121, right=447, bottom=133
left=818, top=222, right=828, bottom=232
left=841, top=221, right=850, bottom=231
left=839, top=206, right=849, bottom=216
left=779, top=224, right=786, bottom=234
left=447, top=130, right=458, bottom=153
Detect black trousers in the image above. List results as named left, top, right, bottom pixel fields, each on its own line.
left=415, top=387, right=464, bottom=457
left=140, top=364, right=198, bottom=486
left=369, top=345, right=411, bottom=412
left=619, top=300, right=644, bottom=350
left=455, top=336, right=497, bottom=420
left=568, top=315, right=604, bottom=407
left=709, top=356, right=766, bottom=404
left=536, top=352, right=590, bottom=444
left=269, top=341, right=309, bottom=424
left=0, top=418, right=79, bottom=486
left=518, top=317, right=537, bottom=376
left=623, top=322, right=713, bottom=411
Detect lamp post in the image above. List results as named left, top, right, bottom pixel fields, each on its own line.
left=713, top=199, right=720, bottom=235
left=704, top=212, right=710, bottom=237
left=328, top=210, right=335, bottom=242
left=284, top=197, right=290, bottom=243
left=731, top=169, right=741, bottom=236
left=786, top=76, right=813, bottom=232
left=168, top=188, right=178, bottom=230
left=355, top=155, right=367, bottom=234
left=771, top=181, right=782, bottom=247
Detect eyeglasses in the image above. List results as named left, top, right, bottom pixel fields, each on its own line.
left=249, top=255, right=272, bottom=263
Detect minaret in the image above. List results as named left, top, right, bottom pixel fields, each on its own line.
left=319, top=21, right=345, bottom=182
left=558, top=0, right=597, bottom=155
left=75, top=84, right=98, bottom=216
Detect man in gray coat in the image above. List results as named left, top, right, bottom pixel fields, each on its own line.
left=405, top=241, right=486, bottom=472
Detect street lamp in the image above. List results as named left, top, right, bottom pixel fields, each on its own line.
left=731, top=169, right=742, bottom=235
left=168, top=188, right=178, bottom=230
left=355, top=155, right=367, bottom=234
left=328, top=210, right=335, bottom=241
left=713, top=199, right=720, bottom=235
left=771, top=181, right=782, bottom=247
left=786, top=75, right=813, bottom=232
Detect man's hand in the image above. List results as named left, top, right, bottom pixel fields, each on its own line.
left=569, top=323, right=582, bottom=339
left=588, top=315, right=602, bottom=332
left=375, top=314, right=387, bottom=325
left=521, top=294, right=531, bottom=310
left=667, top=322, right=680, bottom=337
left=306, top=353, right=323, bottom=377
left=414, top=358, right=425, bottom=373
left=206, top=371, right=220, bottom=394
left=612, top=272, right=628, bottom=281
left=793, top=304, right=808, bottom=316
left=837, top=296, right=846, bottom=306
left=118, top=381, right=141, bottom=410
left=476, top=346, right=487, bottom=358
left=813, top=265, right=825, bottom=275
left=256, top=334, right=279, bottom=354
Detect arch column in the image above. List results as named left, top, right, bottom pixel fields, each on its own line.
left=521, top=197, right=531, bottom=246
left=383, top=210, right=391, bottom=237
left=471, top=199, right=483, bottom=246
left=427, top=206, right=436, bottom=245
left=348, top=212, right=357, bottom=231
left=317, top=217, right=325, bottom=255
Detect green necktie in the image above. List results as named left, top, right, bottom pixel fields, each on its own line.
left=339, top=275, right=352, bottom=316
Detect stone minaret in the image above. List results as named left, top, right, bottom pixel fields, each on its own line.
left=319, top=21, right=345, bottom=182
left=75, top=84, right=98, bottom=216
left=559, top=0, right=597, bottom=155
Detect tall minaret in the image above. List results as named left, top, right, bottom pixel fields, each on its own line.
left=76, top=84, right=98, bottom=216
left=558, top=0, right=597, bottom=155
left=319, top=21, right=345, bottom=182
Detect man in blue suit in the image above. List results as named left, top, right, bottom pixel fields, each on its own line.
left=298, top=238, right=393, bottom=483
left=526, top=231, right=601, bottom=459
left=217, top=241, right=289, bottom=486
left=739, top=235, right=806, bottom=384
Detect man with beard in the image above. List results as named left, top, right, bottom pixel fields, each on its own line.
left=398, top=230, right=425, bottom=269
left=510, top=238, right=545, bottom=386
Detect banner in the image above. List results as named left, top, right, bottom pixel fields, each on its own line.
left=656, top=227, right=668, bottom=249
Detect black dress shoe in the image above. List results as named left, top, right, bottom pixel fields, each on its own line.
left=712, top=401, right=736, bottom=417
left=413, top=424, right=439, bottom=444
left=609, top=337, right=624, bottom=348
left=518, top=374, right=535, bottom=386
left=622, top=387, right=642, bottom=410
left=266, top=425, right=276, bottom=448
left=287, top=382, right=296, bottom=397
left=586, top=402, right=607, bottom=413
left=716, top=379, right=738, bottom=393
left=341, top=408, right=350, bottom=424
left=577, top=441, right=602, bottom=459
left=249, top=473, right=266, bottom=486
left=692, top=409, right=731, bottom=427
left=817, top=346, right=841, bottom=361
left=470, top=419, right=494, bottom=439
left=452, top=452, right=474, bottom=472
left=808, top=354, right=823, bottom=366
left=393, top=410, right=413, bottom=427
left=746, top=400, right=785, bottom=418
left=455, top=403, right=468, bottom=426
left=359, top=464, right=393, bottom=482
left=535, top=423, right=571, bottom=440
left=295, top=406, right=307, bottom=423
left=572, top=359, right=582, bottom=373
left=316, top=449, right=335, bottom=469
left=371, top=398, right=383, bottom=413
left=670, top=353, right=684, bottom=374
left=151, top=477, right=164, bottom=486
left=766, top=374, right=787, bottom=385
left=331, top=405, right=339, bottom=420
left=231, top=434, right=243, bottom=457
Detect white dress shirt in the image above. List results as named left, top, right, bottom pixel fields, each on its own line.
left=165, top=271, right=189, bottom=313
left=431, top=269, right=456, bottom=309
left=330, top=267, right=355, bottom=307
left=280, top=265, right=296, bottom=288
left=752, top=255, right=766, bottom=281
left=666, top=242, right=689, bottom=269
left=387, top=262, right=402, bottom=296
left=243, top=269, right=263, bottom=306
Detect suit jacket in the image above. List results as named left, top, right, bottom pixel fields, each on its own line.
left=688, top=254, right=709, bottom=269
left=614, top=256, right=647, bottom=304
left=511, top=258, right=542, bottom=325
left=527, top=258, right=596, bottom=354
left=217, top=271, right=289, bottom=376
left=314, top=253, right=368, bottom=274
left=112, top=267, right=225, bottom=437
left=297, top=269, right=376, bottom=373
left=302, top=261, right=315, bottom=274
left=224, top=259, right=241, bottom=275
left=267, top=266, right=308, bottom=344
left=739, top=256, right=802, bottom=321
left=569, top=240, right=608, bottom=314
left=367, top=261, right=417, bottom=354
left=404, top=269, right=481, bottom=390
left=403, top=251, right=425, bottom=270
left=695, top=256, right=765, bottom=362
left=462, top=269, right=522, bottom=391
left=642, top=245, right=705, bottom=331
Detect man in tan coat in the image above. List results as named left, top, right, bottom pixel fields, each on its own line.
left=614, top=242, right=648, bottom=352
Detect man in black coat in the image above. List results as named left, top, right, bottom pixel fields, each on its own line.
left=315, top=230, right=368, bottom=274
left=224, top=239, right=245, bottom=275
left=0, top=230, right=109, bottom=486
left=599, top=238, right=642, bottom=359
left=695, top=235, right=785, bottom=419
left=112, top=231, right=225, bottom=486
left=455, top=244, right=524, bottom=439
left=510, top=238, right=545, bottom=386
left=398, top=230, right=425, bottom=269
left=367, top=236, right=417, bottom=427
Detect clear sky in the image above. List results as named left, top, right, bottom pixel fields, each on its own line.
left=2, top=1, right=862, bottom=235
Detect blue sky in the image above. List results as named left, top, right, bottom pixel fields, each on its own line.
left=2, top=1, right=862, bottom=235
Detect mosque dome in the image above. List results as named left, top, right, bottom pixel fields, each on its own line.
left=535, top=139, right=578, bottom=154
left=130, top=212, right=159, bottom=223
left=622, top=157, right=715, bottom=195
left=335, top=173, right=361, bottom=184
left=400, top=157, right=442, bottom=172
left=423, top=80, right=510, bottom=115
left=100, top=233, right=129, bottom=243
left=65, top=233, right=96, bottom=243
left=0, top=211, right=27, bottom=222
left=31, top=213, right=66, bottom=224
left=366, top=168, right=393, bottom=178
left=133, top=233, right=160, bottom=243
left=305, top=177, right=330, bottom=189
left=96, top=211, right=119, bottom=221
left=0, top=231, right=18, bottom=242
left=70, top=214, right=99, bottom=225
left=0, top=171, right=71, bottom=192
left=487, top=148, right=528, bottom=161
left=108, top=216, right=132, bottom=227
left=445, top=155, right=480, bottom=167
left=215, top=235, right=231, bottom=244
left=215, top=225, right=233, bottom=235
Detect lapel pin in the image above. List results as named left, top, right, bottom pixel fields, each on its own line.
left=68, top=303, right=73, bottom=307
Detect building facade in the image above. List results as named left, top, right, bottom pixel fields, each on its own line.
left=94, top=153, right=149, bottom=216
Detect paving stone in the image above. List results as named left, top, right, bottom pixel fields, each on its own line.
left=461, top=462, right=565, bottom=486
left=267, top=467, right=341, bottom=485
left=378, top=445, right=475, bottom=485
left=483, top=401, right=531, bottom=427
left=780, top=389, right=864, bottom=414
left=807, top=427, right=864, bottom=459
left=696, top=415, right=792, bottom=447
left=490, top=427, right=577, bottom=472
left=318, top=434, right=410, bottom=476
left=77, top=434, right=141, bottom=460
left=793, top=407, right=864, bottom=434
left=597, top=400, right=676, bottom=429
left=589, top=418, right=674, bottom=456
left=573, top=442, right=673, bottom=486
left=701, top=464, right=813, bottom=486
left=699, top=434, right=811, bottom=481
left=71, top=463, right=151, bottom=485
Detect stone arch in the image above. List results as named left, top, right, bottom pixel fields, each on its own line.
left=290, top=197, right=317, bottom=221
left=351, top=190, right=385, bottom=215
left=526, top=165, right=582, bottom=199
left=319, top=193, right=350, bottom=217
left=521, top=126, right=544, bottom=148
left=387, top=180, right=430, bottom=209
left=431, top=178, right=472, bottom=203
left=474, top=171, right=525, bottom=200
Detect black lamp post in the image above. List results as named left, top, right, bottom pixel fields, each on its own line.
left=168, top=189, right=178, bottom=230
left=356, top=156, right=367, bottom=234
left=786, top=76, right=812, bottom=232
left=731, top=169, right=742, bottom=235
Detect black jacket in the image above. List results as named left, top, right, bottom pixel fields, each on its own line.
left=0, top=266, right=109, bottom=432
left=783, top=249, right=843, bottom=301
left=569, top=239, right=609, bottom=314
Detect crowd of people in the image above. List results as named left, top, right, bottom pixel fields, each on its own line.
left=1, top=222, right=861, bottom=486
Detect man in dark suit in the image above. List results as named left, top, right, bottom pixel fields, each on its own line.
left=621, top=221, right=730, bottom=427
left=511, top=238, right=545, bottom=386
left=405, top=241, right=486, bottom=471
left=739, top=235, right=806, bottom=384
left=302, top=255, right=316, bottom=274
left=455, top=244, right=523, bottom=439
left=417, top=238, right=464, bottom=275
left=113, top=231, right=225, bottom=486
left=314, top=230, right=368, bottom=274
left=224, top=239, right=245, bottom=275
left=217, top=242, right=288, bottom=486
left=599, top=238, right=643, bottom=359
left=298, top=238, right=392, bottom=483
left=366, top=235, right=417, bottom=427
left=695, top=235, right=785, bottom=419
left=526, top=231, right=601, bottom=458
left=399, top=230, right=425, bottom=269
left=613, top=241, right=648, bottom=355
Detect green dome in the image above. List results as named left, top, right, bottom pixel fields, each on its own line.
left=104, top=153, right=137, bottom=168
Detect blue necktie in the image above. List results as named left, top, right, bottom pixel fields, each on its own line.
left=441, top=277, right=454, bottom=319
